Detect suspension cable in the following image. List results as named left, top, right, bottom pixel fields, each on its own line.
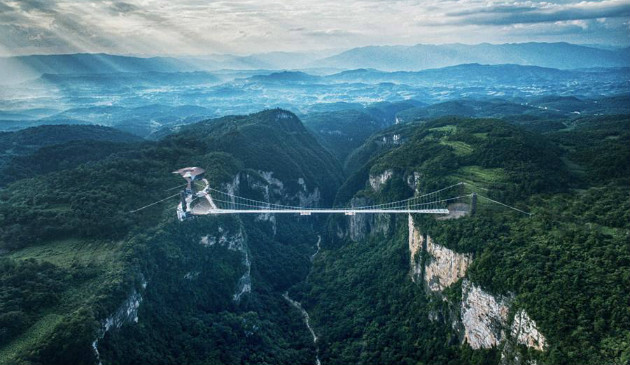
left=129, top=192, right=181, bottom=213
left=476, top=194, right=532, bottom=216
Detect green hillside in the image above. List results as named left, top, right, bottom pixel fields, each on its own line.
left=0, top=109, right=627, bottom=365
left=0, top=109, right=343, bottom=365
left=301, top=115, right=629, bottom=365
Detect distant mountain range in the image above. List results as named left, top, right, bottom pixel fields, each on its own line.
left=0, top=53, right=197, bottom=83
left=2, top=43, right=629, bottom=84
left=318, top=42, right=630, bottom=71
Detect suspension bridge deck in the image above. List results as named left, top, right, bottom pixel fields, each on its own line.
left=130, top=169, right=530, bottom=218
left=191, top=209, right=450, bottom=215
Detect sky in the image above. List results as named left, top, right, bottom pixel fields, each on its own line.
left=0, top=0, right=629, bottom=56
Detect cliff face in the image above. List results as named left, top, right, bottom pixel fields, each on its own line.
left=342, top=197, right=392, bottom=242
left=461, top=279, right=510, bottom=349
left=408, top=215, right=423, bottom=281
left=407, top=216, right=547, bottom=357
left=199, top=226, right=250, bottom=302
left=369, top=169, right=393, bottom=192
left=425, top=235, right=472, bottom=292
left=93, top=281, right=146, bottom=364
left=510, top=309, right=547, bottom=351
left=407, top=215, right=471, bottom=291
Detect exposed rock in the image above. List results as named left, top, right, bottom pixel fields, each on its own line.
left=199, top=235, right=216, bottom=247
left=348, top=197, right=371, bottom=241
left=461, top=280, right=510, bottom=349
left=92, top=282, right=146, bottom=364
left=408, top=215, right=423, bottom=282
left=184, top=271, right=200, bottom=280
left=298, top=186, right=321, bottom=208
left=511, top=309, right=547, bottom=351
left=406, top=172, right=421, bottom=191
left=379, top=134, right=403, bottom=145
left=233, top=250, right=251, bottom=302
left=258, top=170, right=284, bottom=191
left=424, top=236, right=472, bottom=292
left=369, top=169, right=393, bottom=191
left=407, top=215, right=471, bottom=289
left=199, top=225, right=250, bottom=302
left=200, top=227, right=245, bottom=251
left=224, top=173, right=241, bottom=203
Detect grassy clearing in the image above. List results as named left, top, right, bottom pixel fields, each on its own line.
left=428, top=125, right=457, bottom=133
left=8, top=238, right=124, bottom=269
left=441, top=140, right=474, bottom=156
left=560, top=156, right=586, bottom=178
left=2, top=239, right=126, bottom=363
left=472, top=132, right=488, bottom=139
left=0, top=314, right=64, bottom=365
left=454, top=165, right=507, bottom=186
left=7, top=238, right=126, bottom=309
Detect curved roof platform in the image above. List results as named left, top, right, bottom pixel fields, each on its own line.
left=173, top=167, right=206, bottom=180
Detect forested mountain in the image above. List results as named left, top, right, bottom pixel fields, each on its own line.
left=0, top=106, right=628, bottom=365
left=301, top=115, right=629, bottom=364
left=0, top=109, right=341, bottom=364
left=0, top=125, right=141, bottom=183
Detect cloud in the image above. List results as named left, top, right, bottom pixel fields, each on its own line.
left=13, top=0, right=58, bottom=13
left=442, top=0, right=630, bottom=26
left=108, top=2, right=140, bottom=15
left=0, top=0, right=628, bottom=56
left=302, top=29, right=358, bottom=38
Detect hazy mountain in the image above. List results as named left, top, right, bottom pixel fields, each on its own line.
left=318, top=42, right=630, bottom=71
left=37, top=71, right=221, bottom=88
left=248, top=71, right=322, bottom=83
left=0, top=124, right=140, bottom=180
left=326, top=64, right=630, bottom=86
left=182, top=50, right=340, bottom=71
left=0, top=53, right=197, bottom=84
left=4, top=42, right=627, bottom=86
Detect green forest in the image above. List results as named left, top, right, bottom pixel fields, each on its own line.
left=0, top=106, right=628, bottom=365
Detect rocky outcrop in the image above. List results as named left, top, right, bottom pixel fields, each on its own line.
left=199, top=226, right=245, bottom=251
left=233, top=250, right=251, bottom=302
left=347, top=197, right=371, bottom=241
left=369, top=169, right=393, bottom=191
left=424, top=236, right=472, bottom=292
left=406, top=219, right=548, bottom=358
left=510, top=309, right=547, bottom=351
left=406, top=172, right=421, bottom=191
left=379, top=134, right=403, bottom=145
left=199, top=226, right=250, bottom=302
left=92, top=281, right=146, bottom=364
left=407, top=215, right=471, bottom=290
left=297, top=180, right=321, bottom=208
left=461, top=280, right=510, bottom=349
left=408, top=215, right=423, bottom=281
left=345, top=197, right=391, bottom=241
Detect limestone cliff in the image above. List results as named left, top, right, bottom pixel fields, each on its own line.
left=424, top=236, right=472, bottom=292
left=92, top=280, right=146, bottom=364
left=510, top=309, right=547, bottom=351
left=407, top=215, right=471, bottom=291
left=199, top=226, right=250, bottom=302
left=461, top=280, right=510, bottom=349
left=369, top=169, right=393, bottom=192
left=408, top=215, right=423, bottom=281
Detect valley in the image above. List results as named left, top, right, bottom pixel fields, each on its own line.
left=0, top=43, right=629, bottom=365
left=0, top=102, right=627, bottom=364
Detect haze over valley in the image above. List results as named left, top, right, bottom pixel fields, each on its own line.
left=1, top=1, right=629, bottom=365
